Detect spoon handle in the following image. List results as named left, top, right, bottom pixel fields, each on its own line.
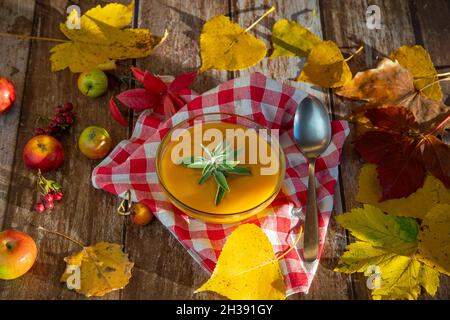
left=303, top=160, right=319, bottom=262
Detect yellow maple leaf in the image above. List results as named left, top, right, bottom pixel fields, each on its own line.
left=418, top=204, right=450, bottom=276
left=356, top=164, right=450, bottom=219
left=50, top=2, right=166, bottom=73
left=195, top=224, right=286, bottom=300
left=335, top=205, right=440, bottom=300
left=390, top=45, right=442, bottom=101
left=61, top=242, right=134, bottom=297
left=370, top=255, right=439, bottom=300
left=298, top=40, right=352, bottom=88
left=270, top=19, right=322, bottom=58
left=199, top=7, right=275, bottom=72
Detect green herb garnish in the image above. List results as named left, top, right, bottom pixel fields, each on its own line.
left=181, top=140, right=251, bottom=205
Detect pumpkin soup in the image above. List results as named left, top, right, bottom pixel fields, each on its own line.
left=159, top=122, right=282, bottom=215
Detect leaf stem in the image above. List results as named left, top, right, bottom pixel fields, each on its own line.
left=37, top=226, right=85, bottom=248
left=276, top=225, right=303, bottom=261
left=0, top=32, right=67, bottom=43
left=244, top=6, right=276, bottom=33
left=426, top=111, right=450, bottom=136
left=344, top=45, right=364, bottom=62
left=437, top=71, right=450, bottom=78
left=419, top=76, right=450, bottom=93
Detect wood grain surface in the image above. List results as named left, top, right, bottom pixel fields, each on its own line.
left=0, top=0, right=448, bottom=300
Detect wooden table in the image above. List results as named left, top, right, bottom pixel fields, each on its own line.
left=0, top=0, right=449, bottom=300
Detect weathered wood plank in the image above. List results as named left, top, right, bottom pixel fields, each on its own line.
left=0, top=0, right=129, bottom=299
left=0, top=0, right=35, bottom=227
left=232, top=0, right=352, bottom=299
left=121, top=0, right=230, bottom=299
left=412, top=0, right=450, bottom=299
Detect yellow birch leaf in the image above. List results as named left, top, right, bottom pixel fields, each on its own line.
left=391, top=45, right=443, bottom=101
left=356, top=164, right=450, bottom=219
left=61, top=242, right=134, bottom=297
left=50, top=2, right=166, bottom=73
left=270, top=19, right=322, bottom=58
left=195, top=224, right=286, bottom=300
left=199, top=15, right=267, bottom=71
left=418, top=204, right=450, bottom=276
left=298, top=40, right=352, bottom=88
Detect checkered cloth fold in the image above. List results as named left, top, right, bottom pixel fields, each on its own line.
left=92, top=73, right=349, bottom=296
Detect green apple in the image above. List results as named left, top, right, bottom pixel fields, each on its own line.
left=77, top=69, right=108, bottom=98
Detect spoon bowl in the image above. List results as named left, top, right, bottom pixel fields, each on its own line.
left=294, top=95, right=332, bottom=262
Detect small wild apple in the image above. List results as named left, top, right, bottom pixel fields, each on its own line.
left=0, top=229, right=37, bottom=280
left=23, top=135, right=64, bottom=172
left=0, top=77, right=16, bottom=115
left=77, top=69, right=108, bottom=98
left=130, top=203, right=153, bottom=226
left=78, top=126, right=112, bottom=159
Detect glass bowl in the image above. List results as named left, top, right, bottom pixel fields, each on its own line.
left=155, top=113, right=286, bottom=224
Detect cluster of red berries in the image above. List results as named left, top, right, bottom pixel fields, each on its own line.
left=34, top=102, right=75, bottom=137
left=33, top=170, right=64, bottom=214
left=34, top=190, right=64, bottom=213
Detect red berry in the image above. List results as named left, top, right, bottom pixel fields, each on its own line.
left=65, top=115, right=74, bottom=124
left=44, top=128, right=53, bottom=135
left=53, top=191, right=63, bottom=201
left=64, top=103, right=74, bottom=111
left=56, top=116, right=65, bottom=124
left=34, top=128, right=44, bottom=135
left=49, top=121, right=57, bottom=128
left=43, top=200, right=54, bottom=209
left=44, top=193, right=54, bottom=203
left=34, top=202, right=45, bottom=213
left=55, top=105, right=64, bottom=113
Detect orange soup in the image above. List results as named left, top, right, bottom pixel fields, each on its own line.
left=159, top=123, right=282, bottom=215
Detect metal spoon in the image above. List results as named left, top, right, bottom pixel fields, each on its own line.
left=293, top=95, right=332, bottom=262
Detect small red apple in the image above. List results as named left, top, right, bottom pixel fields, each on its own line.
left=130, top=203, right=153, bottom=226
left=23, top=135, right=64, bottom=172
left=0, top=229, right=37, bottom=280
left=0, top=77, right=16, bottom=115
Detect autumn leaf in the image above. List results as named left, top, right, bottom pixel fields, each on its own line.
left=336, top=204, right=420, bottom=255
left=418, top=204, right=450, bottom=276
left=61, top=242, right=134, bottom=297
left=356, top=164, right=450, bottom=219
left=109, top=67, right=197, bottom=125
left=270, top=19, right=321, bottom=58
left=355, top=106, right=450, bottom=200
left=390, top=45, right=442, bottom=101
left=199, top=7, right=275, bottom=71
left=195, top=224, right=286, bottom=300
left=298, top=40, right=352, bottom=88
left=336, top=59, right=448, bottom=124
left=50, top=2, right=166, bottom=72
left=335, top=205, right=441, bottom=300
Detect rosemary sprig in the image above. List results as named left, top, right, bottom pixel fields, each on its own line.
left=181, top=140, right=251, bottom=205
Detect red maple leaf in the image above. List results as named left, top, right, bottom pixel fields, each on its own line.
left=355, top=106, right=450, bottom=201
left=109, top=67, right=197, bottom=126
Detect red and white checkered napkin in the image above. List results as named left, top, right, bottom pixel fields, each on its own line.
left=92, top=72, right=349, bottom=296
